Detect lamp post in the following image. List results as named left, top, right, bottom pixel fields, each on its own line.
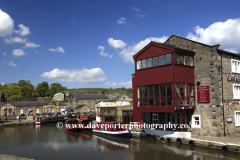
left=5, top=99, right=8, bottom=122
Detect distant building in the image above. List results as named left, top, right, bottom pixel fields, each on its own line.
left=0, top=101, right=67, bottom=116
left=52, top=93, right=64, bottom=101
left=74, top=94, right=109, bottom=112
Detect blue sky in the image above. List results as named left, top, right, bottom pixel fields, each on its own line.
left=1, top=0, right=240, bottom=89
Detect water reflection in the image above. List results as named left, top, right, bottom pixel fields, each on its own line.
left=0, top=124, right=239, bottom=160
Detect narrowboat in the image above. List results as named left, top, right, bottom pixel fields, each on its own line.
left=92, top=121, right=129, bottom=137
left=64, top=113, right=93, bottom=131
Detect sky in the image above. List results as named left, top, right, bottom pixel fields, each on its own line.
left=1, top=0, right=240, bottom=89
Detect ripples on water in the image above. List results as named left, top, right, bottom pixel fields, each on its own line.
left=0, top=124, right=239, bottom=160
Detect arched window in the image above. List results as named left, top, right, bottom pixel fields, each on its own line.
left=51, top=107, right=54, bottom=113
left=9, top=108, right=12, bottom=114
left=20, top=108, right=23, bottom=115
left=47, top=108, right=50, bottom=113
left=36, top=108, right=39, bottom=113
left=4, top=108, right=7, bottom=115
left=28, top=108, right=31, bottom=114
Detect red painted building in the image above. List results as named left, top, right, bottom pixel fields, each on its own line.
left=132, top=42, right=195, bottom=130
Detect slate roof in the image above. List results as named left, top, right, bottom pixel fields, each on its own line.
left=75, top=94, right=109, bottom=100
left=59, top=102, right=66, bottom=106
left=75, top=104, right=89, bottom=109
left=10, top=101, right=52, bottom=107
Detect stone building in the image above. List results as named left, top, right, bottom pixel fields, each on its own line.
left=164, top=35, right=240, bottom=136
left=114, top=94, right=132, bottom=101
left=132, top=35, right=240, bottom=137
left=0, top=101, right=67, bottom=116
left=74, top=94, right=109, bottom=112
left=75, top=104, right=90, bottom=113
left=95, top=101, right=133, bottom=123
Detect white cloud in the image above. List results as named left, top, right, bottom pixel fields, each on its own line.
left=98, top=45, right=110, bottom=57
left=41, top=68, right=107, bottom=84
left=187, top=19, right=240, bottom=53
left=4, top=37, right=28, bottom=44
left=25, top=73, right=32, bottom=76
left=49, top=47, right=65, bottom=53
left=132, top=7, right=140, bottom=11
left=0, top=9, right=14, bottom=37
left=118, top=36, right=169, bottom=63
left=35, top=51, right=39, bottom=53
left=12, top=49, right=26, bottom=57
left=117, top=17, right=127, bottom=24
left=6, top=61, right=18, bottom=67
left=25, top=42, right=41, bottom=48
left=1, top=83, right=4, bottom=85
left=3, top=52, right=7, bottom=56
left=136, top=13, right=144, bottom=18
left=109, top=55, right=113, bottom=58
left=14, top=24, right=30, bottom=36
left=108, top=38, right=126, bottom=49
left=106, top=81, right=132, bottom=88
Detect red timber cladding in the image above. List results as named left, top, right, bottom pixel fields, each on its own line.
left=173, top=65, right=194, bottom=83
left=132, top=42, right=195, bottom=122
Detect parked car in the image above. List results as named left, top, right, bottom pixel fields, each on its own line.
left=35, top=114, right=40, bottom=117
left=56, top=112, right=61, bottom=116
left=20, top=114, right=26, bottom=116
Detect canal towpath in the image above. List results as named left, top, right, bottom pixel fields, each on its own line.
left=0, top=119, right=35, bottom=126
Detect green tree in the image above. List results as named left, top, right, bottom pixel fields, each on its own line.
left=18, top=80, right=31, bottom=87
left=8, top=95, right=23, bottom=102
left=36, top=81, right=49, bottom=96
left=3, top=85, right=22, bottom=97
left=48, top=83, right=65, bottom=97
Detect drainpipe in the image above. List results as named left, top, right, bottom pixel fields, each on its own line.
left=221, top=52, right=226, bottom=137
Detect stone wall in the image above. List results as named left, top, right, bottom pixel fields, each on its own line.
left=165, top=36, right=240, bottom=136
left=76, top=99, right=107, bottom=112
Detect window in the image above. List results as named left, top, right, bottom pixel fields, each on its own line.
left=89, top=101, right=92, bottom=108
left=142, top=59, right=147, bottom=69
left=20, top=108, right=23, bottom=114
left=166, top=54, right=171, bottom=64
left=152, top=113, right=159, bottom=125
left=232, top=59, right=240, bottom=73
left=174, top=54, right=193, bottom=66
left=28, top=108, right=31, bottom=114
left=184, top=56, right=188, bottom=65
left=175, top=83, right=194, bottom=106
left=174, top=54, right=178, bottom=63
left=233, top=84, right=240, bottom=99
left=153, top=57, right=158, bottom=66
left=47, top=108, right=50, bottom=113
left=61, top=107, right=64, bottom=112
left=148, top=58, right=152, bottom=67
left=191, top=115, right=201, bottom=128
left=159, top=55, right=164, bottom=65
left=137, top=61, right=141, bottom=70
left=137, top=83, right=172, bottom=107
left=4, top=108, right=7, bottom=115
left=36, top=108, right=39, bottom=113
left=51, top=107, right=54, bottom=113
left=189, top=57, right=193, bottom=66
left=9, top=108, right=12, bottom=114
left=165, top=111, right=186, bottom=125
left=235, top=111, right=240, bottom=126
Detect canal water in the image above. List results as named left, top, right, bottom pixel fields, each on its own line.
left=0, top=123, right=239, bottom=160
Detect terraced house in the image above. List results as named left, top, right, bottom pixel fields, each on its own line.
left=132, top=35, right=240, bottom=137
left=0, top=101, right=67, bottom=116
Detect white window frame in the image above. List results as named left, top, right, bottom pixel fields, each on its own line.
left=137, top=60, right=141, bottom=70
left=20, top=108, right=23, bottom=114
left=152, top=113, right=159, bottom=124
left=235, top=111, right=240, bottom=127
left=36, top=108, right=39, bottom=113
left=191, top=115, right=201, bottom=128
left=233, top=84, right=240, bottom=99
left=51, top=107, right=54, bottom=113
left=165, top=111, right=186, bottom=124
left=231, top=59, right=240, bottom=73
